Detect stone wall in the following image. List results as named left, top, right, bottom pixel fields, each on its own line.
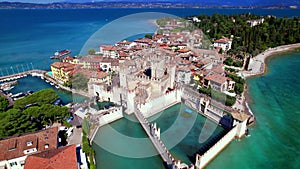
left=195, top=126, right=238, bottom=169
left=195, top=119, right=247, bottom=169
left=138, top=89, right=182, bottom=118
left=98, top=107, right=123, bottom=127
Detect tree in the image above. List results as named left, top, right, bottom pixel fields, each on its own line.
left=224, top=57, right=233, bottom=66
left=144, top=33, right=153, bottom=39
left=14, top=89, right=59, bottom=109
left=218, top=48, right=223, bottom=54
left=236, top=54, right=244, bottom=60
left=71, top=72, right=89, bottom=91
left=234, top=83, right=244, bottom=95
left=88, top=48, right=96, bottom=55
left=0, top=95, right=9, bottom=113
left=233, top=61, right=244, bottom=67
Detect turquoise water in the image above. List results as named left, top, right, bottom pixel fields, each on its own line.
left=148, top=104, right=226, bottom=165
left=1, top=8, right=300, bottom=169
left=10, top=76, right=87, bottom=104
left=92, top=103, right=226, bottom=169
left=206, top=51, right=300, bottom=169
left=92, top=113, right=167, bottom=169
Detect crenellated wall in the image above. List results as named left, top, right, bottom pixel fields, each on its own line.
left=195, top=126, right=238, bottom=169
left=138, top=89, right=182, bottom=118
left=195, top=119, right=247, bottom=169
left=98, top=107, right=123, bottom=127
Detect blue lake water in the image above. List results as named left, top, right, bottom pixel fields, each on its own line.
left=1, top=8, right=300, bottom=169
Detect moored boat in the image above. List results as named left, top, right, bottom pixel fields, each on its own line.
left=50, top=49, right=71, bottom=59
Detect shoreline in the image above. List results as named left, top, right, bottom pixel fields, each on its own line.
left=148, top=19, right=159, bottom=30
left=242, top=43, right=300, bottom=78
left=242, top=43, right=300, bottom=119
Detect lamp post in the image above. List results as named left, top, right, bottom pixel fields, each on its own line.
left=6, top=67, right=9, bottom=75
left=10, top=66, right=15, bottom=74
left=21, top=64, right=25, bottom=72
left=16, top=65, right=19, bottom=73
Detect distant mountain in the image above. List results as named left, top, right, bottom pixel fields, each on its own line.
left=0, top=0, right=299, bottom=8
left=60, top=0, right=300, bottom=7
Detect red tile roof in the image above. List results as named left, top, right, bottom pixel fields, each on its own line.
left=24, top=145, right=77, bottom=169
left=74, top=68, right=110, bottom=79
left=214, top=37, right=231, bottom=44
left=211, top=65, right=224, bottom=74
left=51, top=62, right=77, bottom=71
left=134, top=38, right=152, bottom=44
left=100, top=45, right=118, bottom=51
left=177, top=48, right=190, bottom=53
left=116, top=41, right=131, bottom=46
left=63, top=56, right=74, bottom=61
left=205, top=74, right=228, bottom=84
left=0, top=127, right=58, bottom=161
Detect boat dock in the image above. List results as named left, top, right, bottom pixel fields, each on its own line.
left=0, top=70, right=46, bottom=82
left=0, top=69, right=91, bottom=99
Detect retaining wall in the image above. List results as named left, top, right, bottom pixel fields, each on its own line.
left=196, top=126, right=238, bottom=169
left=139, top=89, right=182, bottom=118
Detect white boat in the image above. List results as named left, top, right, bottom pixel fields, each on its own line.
left=45, top=80, right=50, bottom=83
left=2, top=85, right=14, bottom=91
left=50, top=82, right=54, bottom=86
left=55, top=85, right=60, bottom=89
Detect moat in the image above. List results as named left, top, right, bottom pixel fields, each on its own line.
left=92, top=103, right=226, bottom=169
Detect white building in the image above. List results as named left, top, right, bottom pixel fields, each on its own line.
left=99, top=45, right=119, bottom=58
left=0, top=127, right=58, bottom=169
left=213, top=37, right=232, bottom=51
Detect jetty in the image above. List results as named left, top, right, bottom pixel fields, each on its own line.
left=0, top=70, right=46, bottom=82
left=133, top=103, right=174, bottom=167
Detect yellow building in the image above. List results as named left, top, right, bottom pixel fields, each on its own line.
left=50, top=62, right=77, bottom=84
left=62, top=56, right=80, bottom=65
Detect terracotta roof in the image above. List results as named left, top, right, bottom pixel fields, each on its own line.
left=214, top=37, right=231, bottom=44
left=80, top=55, right=103, bottom=62
left=177, top=48, right=190, bottom=53
left=24, top=145, right=77, bottom=169
left=153, top=34, right=164, bottom=39
left=75, top=69, right=110, bottom=79
left=0, top=127, right=58, bottom=161
left=51, top=62, right=76, bottom=70
left=134, top=38, right=152, bottom=44
left=178, top=43, right=187, bottom=47
left=111, top=59, right=119, bottom=66
left=100, top=45, right=118, bottom=51
left=118, top=51, right=129, bottom=58
left=63, top=56, right=74, bottom=61
left=211, top=65, right=224, bottom=74
left=116, top=41, right=131, bottom=46
left=205, top=73, right=228, bottom=84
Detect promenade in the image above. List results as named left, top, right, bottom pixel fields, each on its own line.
left=243, top=43, right=300, bottom=78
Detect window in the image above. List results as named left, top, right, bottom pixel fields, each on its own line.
left=10, top=162, right=17, bottom=167
left=27, top=141, right=33, bottom=146
left=45, top=144, right=49, bottom=149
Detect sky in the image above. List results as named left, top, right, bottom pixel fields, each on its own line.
left=0, top=0, right=299, bottom=6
